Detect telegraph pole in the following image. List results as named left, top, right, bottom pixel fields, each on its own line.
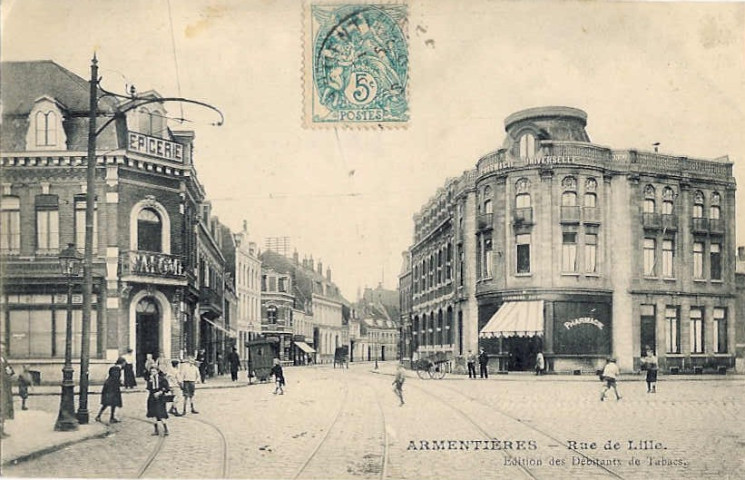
left=77, top=54, right=98, bottom=424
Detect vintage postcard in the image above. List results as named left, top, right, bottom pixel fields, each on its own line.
left=0, top=1, right=744, bottom=479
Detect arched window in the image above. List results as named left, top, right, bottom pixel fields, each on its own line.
left=662, top=187, right=675, bottom=215
left=137, top=208, right=162, bottom=252
left=710, top=192, right=721, bottom=220
left=693, top=191, right=704, bottom=218
left=561, top=191, right=577, bottom=206
left=584, top=178, right=597, bottom=208
left=266, top=305, right=278, bottom=324
left=519, top=133, right=536, bottom=159
left=483, top=185, right=493, bottom=214
left=515, top=178, right=531, bottom=208
left=643, top=185, right=656, bottom=213
left=138, top=107, right=151, bottom=134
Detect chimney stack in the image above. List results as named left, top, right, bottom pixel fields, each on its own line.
left=318, top=260, right=323, bottom=275
left=309, top=255, right=314, bottom=271
left=293, top=249, right=299, bottom=265
left=738, top=246, right=745, bottom=261
left=326, top=267, right=331, bottom=282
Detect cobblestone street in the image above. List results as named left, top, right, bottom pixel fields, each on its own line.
left=2, top=363, right=744, bottom=480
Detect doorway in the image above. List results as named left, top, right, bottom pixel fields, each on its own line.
left=504, top=336, right=543, bottom=371
left=135, top=298, right=160, bottom=376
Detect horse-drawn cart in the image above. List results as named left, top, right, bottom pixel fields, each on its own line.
left=414, top=351, right=452, bottom=379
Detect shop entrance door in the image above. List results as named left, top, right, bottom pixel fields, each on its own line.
left=136, top=298, right=160, bottom=376
left=504, top=336, right=543, bottom=371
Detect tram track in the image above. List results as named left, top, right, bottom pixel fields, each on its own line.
left=422, top=380, right=627, bottom=480
left=293, top=370, right=390, bottom=480
left=125, top=411, right=229, bottom=479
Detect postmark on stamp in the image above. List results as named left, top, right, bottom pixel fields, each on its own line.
left=303, top=1, right=409, bottom=128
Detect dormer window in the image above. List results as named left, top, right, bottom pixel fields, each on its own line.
left=26, top=97, right=67, bottom=150
left=138, top=107, right=165, bottom=137
left=519, top=133, right=536, bottom=159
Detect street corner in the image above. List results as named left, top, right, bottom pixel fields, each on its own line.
left=1, top=409, right=109, bottom=467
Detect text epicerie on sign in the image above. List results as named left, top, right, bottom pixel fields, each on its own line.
left=128, top=132, right=183, bottom=162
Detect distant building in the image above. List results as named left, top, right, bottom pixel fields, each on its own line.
left=403, top=106, right=738, bottom=374
left=352, top=285, right=400, bottom=362
left=230, top=221, right=262, bottom=359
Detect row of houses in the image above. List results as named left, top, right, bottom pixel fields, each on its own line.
left=0, top=60, right=400, bottom=383
left=399, top=106, right=744, bottom=375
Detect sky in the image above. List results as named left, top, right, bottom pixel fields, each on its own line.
left=2, top=0, right=744, bottom=301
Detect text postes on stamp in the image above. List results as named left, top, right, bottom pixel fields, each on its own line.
left=304, top=2, right=409, bottom=128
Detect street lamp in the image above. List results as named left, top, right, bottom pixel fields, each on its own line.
left=55, top=243, right=82, bottom=431
left=76, top=54, right=224, bottom=423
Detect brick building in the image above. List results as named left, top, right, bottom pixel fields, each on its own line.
left=0, top=60, right=225, bottom=382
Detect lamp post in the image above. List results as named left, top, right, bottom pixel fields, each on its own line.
left=76, top=54, right=224, bottom=423
left=55, top=243, right=82, bottom=431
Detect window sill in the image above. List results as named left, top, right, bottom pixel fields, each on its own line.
left=514, top=273, right=532, bottom=277
left=643, top=275, right=659, bottom=280
left=711, top=280, right=724, bottom=284
left=584, top=273, right=601, bottom=277
left=662, top=277, right=677, bottom=282
left=561, top=272, right=580, bottom=277
left=693, top=279, right=707, bottom=283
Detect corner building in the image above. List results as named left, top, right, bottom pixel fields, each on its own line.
left=406, top=106, right=738, bottom=374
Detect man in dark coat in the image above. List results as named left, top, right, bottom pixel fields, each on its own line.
left=478, top=348, right=489, bottom=379
left=227, top=347, right=240, bottom=382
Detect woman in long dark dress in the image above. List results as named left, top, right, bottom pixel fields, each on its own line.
left=146, top=366, right=170, bottom=436
left=122, top=349, right=137, bottom=389
left=95, top=365, right=123, bottom=423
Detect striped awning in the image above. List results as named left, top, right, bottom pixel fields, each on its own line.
left=479, top=301, right=545, bottom=338
left=294, top=341, right=316, bottom=353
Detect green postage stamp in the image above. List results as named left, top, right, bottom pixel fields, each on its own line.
left=303, top=1, right=409, bottom=128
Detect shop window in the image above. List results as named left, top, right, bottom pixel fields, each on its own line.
left=665, top=307, right=680, bottom=354
left=693, top=191, right=704, bottom=218
left=710, top=243, right=722, bottom=280
left=9, top=307, right=97, bottom=359
left=693, top=241, right=704, bottom=279
left=585, top=233, right=597, bottom=273
left=662, top=239, right=674, bottom=278
left=643, top=238, right=656, bottom=276
left=74, top=195, right=98, bottom=251
left=713, top=308, right=727, bottom=353
left=519, top=133, right=535, bottom=159
left=516, top=233, right=531, bottom=274
left=1, top=196, right=21, bottom=253
left=689, top=307, right=704, bottom=354
left=562, top=232, right=577, bottom=272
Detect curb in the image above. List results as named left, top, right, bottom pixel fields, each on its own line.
left=21, top=381, right=252, bottom=397
left=1, top=428, right=110, bottom=468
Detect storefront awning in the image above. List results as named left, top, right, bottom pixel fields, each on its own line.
left=294, top=341, right=316, bottom=353
left=201, top=317, right=238, bottom=338
left=479, top=301, right=544, bottom=338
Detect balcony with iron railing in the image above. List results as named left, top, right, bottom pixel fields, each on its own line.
left=477, top=213, right=493, bottom=231
left=642, top=213, right=662, bottom=230
left=709, top=218, right=725, bottom=234
left=513, top=207, right=534, bottom=226
left=582, top=206, right=600, bottom=224
left=691, top=217, right=709, bottom=233
left=199, top=285, right=224, bottom=319
left=661, top=214, right=678, bottom=231
left=560, top=206, right=580, bottom=224
left=119, top=251, right=187, bottom=282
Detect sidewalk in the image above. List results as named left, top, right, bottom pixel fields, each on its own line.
left=1, top=409, right=108, bottom=467
left=369, top=361, right=745, bottom=382
left=1, top=374, right=251, bottom=467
